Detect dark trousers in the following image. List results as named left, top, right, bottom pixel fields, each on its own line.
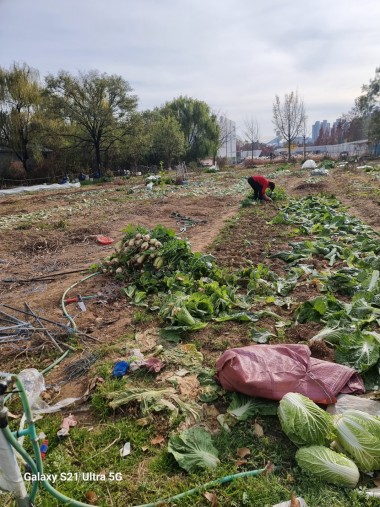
left=247, top=176, right=263, bottom=200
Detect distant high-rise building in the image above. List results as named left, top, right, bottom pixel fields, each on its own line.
left=321, top=120, right=330, bottom=135
left=312, top=120, right=330, bottom=143
left=312, top=121, right=321, bottom=143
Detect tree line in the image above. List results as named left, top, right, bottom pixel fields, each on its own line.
left=0, top=63, right=221, bottom=179
left=264, top=69, right=380, bottom=161
left=2, top=62, right=379, bottom=178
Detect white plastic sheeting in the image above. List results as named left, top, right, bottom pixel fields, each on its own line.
left=327, top=394, right=380, bottom=416
left=301, top=159, right=317, bottom=169
left=18, top=368, right=80, bottom=415
left=0, top=182, right=80, bottom=196
left=311, top=168, right=329, bottom=176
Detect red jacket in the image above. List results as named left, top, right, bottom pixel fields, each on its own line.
left=252, top=175, right=270, bottom=197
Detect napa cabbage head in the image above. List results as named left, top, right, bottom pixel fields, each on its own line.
left=278, top=392, right=336, bottom=447
left=334, top=409, right=380, bottom=472
left=296, top=446, right=360, bottom=488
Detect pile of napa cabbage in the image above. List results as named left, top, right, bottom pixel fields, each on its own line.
left=278, top=392, right=380, bottom=488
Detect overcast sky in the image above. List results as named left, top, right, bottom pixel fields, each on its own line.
left=1, top=0, right=379, bottom=141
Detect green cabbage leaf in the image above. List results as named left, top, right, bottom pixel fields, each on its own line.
left=335, top=331, right=380, bottom=372
left=278, top=393, right=336, bottom=446
left=227, top=392, right=278, bottom=421
left=296, top=445, right=360, bottom=488
left=168, top=427, right=219, bottom=473
left=334, top=409, right=380, bottom=472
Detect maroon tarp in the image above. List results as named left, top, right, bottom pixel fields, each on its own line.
left=216, top=344, right=365, bottom=405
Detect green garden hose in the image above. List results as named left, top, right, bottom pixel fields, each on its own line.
left=2, top=375, right=271, bottom=506
left=133, top=467, right=269, bottom=507
left=41, top=349, right=70, bottom=375
left=61, top=272, right=101, bottom=330
left=2, top=265, right=273, bottom=506
left=3, top=375, right=101, bottom=507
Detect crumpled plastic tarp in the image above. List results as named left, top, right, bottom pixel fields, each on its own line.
left=301, top=159, right=317, bottom=169
left=216, top=344, right=365, bottom=405
left=327, top=393, right=380, bottom=416
left=18, top=368, right=80, bottom=414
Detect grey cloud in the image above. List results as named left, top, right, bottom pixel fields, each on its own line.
left=1, top=0, right=380, bottom=137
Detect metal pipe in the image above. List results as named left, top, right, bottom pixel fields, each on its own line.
left=24, top=302, right=63, bottom=353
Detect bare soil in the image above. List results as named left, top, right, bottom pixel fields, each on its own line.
left=1, top=164, right=380, bottom=396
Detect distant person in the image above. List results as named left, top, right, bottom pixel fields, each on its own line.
left=247, top=175, right=275, bottom=202
left=78, top=172, right=86, bottom=181
left=60, top=175, right=69, bottom=184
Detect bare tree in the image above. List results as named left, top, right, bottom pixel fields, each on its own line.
left=212, top=112, right=234, bottom=163
left=243, top=117, right=260, bottom=159
left=273, top=91, right=305, bottom=160
left=300, top=115, right=308, bottom=160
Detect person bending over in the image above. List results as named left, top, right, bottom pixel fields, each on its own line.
left=247, top=175, right=275, bottom=202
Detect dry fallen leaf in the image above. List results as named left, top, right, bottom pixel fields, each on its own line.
left=254, top=422, right=264, bottom=437
left=237, top=447, right=251, bottom=458
left=290, top=492, right=301, bottom=507
left=204, top=491, right=218, bottom=506
left=141, top=446, right=149, bottom=452
left=202, top=404, right=220, bottom=419
left=286, top=472, right=296, bottom=484
left=85, top=491, right=98, bottom=504
left=136, top=417, right=150, bottom=427
left=83, top=376, right=104, bottom=399
left=156, top=370, right=176, bottom=383
left=174, top=368, right=190, bottom=377
left=168, top=374, right=200, bottom=400
left=41, top=391, right=52, bottom=401
left=7, top=411, right=20, bottom=419
left=263, top=461, right=275, bottom=476
left=134, top=328, right=159, bottom=352
left=150, top=435, right=165, bottom=445
left=374, top=474, right=380, bottom=487
left=235, top=459, right=248, bottom=467
left=178, top=416, right=199, bottom=432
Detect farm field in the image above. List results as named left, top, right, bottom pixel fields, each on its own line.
left=1, top=162, right=380, bottom=507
